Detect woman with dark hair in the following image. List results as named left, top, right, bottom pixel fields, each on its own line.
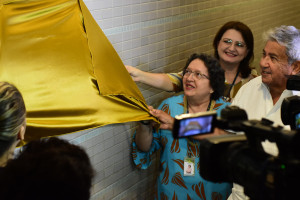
left=213, top=21, right=254, bottom=79
left=126, top=21, right=257, bottom=101
left=132, top=53, right=232, bottom=200
left=0, top=82, right=26, bottom=167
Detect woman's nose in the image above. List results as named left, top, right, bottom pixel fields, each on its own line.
left=186, top=73, right=195, bottom=81
left=228, top=43, right=236, bottom=50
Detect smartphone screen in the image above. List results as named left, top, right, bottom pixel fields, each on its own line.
left=173, top=111, right=217, bottom=138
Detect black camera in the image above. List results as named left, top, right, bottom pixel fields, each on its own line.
left=199, top=75, right=300, bottom=200
left=281, top=75, right=300, bottom=130
left=200, top=114, right=300, bottom=200
left=173, top=75, right=300, bottom=200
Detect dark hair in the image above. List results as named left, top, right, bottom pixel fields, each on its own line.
left=213, top=21, right=254, bottom=78
left=183, top=53, right=225, bottom=100
left=0, top=82, right=26, bottom=157
left=0, top=137, right=94, bottom=200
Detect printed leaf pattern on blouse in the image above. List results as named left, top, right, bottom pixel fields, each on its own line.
left=171, top=138, right=181, bottom=153
left=160, top=160, right=165, bottom=173
left=177, top=102, right=184, bottom=107
left=161, top=162, right=169, bottom=185
left=132, top=145, right=137, bottom=160
left=172, top=191, right=178, bottom=200
left=187, top=193, right=192, bottom=200
left=211, top=192, right=223, bottom=200
left=161, top=103, right=171, bottom=115
left=136, top=163, right=142, bottom=169
left=154, top=135, right=160, bottom=143
left=187, top=141, right=199, bottom=157
left=161, top=136, right=168, bottom=151
left=192, top=182, right=206, bottom=200
left=171, top=172, right=187, bottom=190
left=161, top=192, right=168, bottom=200
left=213, top=103, right=223, bottom=111
left=139, top=158, right=147, bottom=165
left=172, top=159, right=184, bottom=170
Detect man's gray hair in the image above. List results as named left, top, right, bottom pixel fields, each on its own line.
left=264, top=25, right=300, bottom=64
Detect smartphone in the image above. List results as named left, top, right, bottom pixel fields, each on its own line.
left=173, top=111, right=217, bottom=138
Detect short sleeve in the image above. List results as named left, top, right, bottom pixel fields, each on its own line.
left=131, top=130, right=161, bottom=169
left=167, top=71, right=183, bottom=92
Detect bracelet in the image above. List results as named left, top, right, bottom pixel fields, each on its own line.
left=139, top=120, right=150, bottom=125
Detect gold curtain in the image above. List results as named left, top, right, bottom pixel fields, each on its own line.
left=0, top=0, right=157, bottom=142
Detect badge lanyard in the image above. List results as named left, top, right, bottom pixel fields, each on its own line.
left=225, top=69, right=240, bottom=99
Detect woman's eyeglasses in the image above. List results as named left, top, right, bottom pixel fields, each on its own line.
left=222, top=38, right=246, bottom=48
left=184, top=69, right=209, bottom=80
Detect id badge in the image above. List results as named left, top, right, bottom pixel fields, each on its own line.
left=184, top=156, right=195, bottom=176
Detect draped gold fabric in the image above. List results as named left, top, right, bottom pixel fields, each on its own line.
left=0, top=0, right=157, bottom=142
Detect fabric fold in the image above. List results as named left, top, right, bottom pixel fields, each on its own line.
left=0, top=0, right=157, bottom=142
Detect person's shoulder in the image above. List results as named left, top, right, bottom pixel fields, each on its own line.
left=240, top=76, right=262, bottom=90
left=214, top=97, right=231, bottom=110
left=232, top=76, right=262, bottom=105
left=247, top=75, right=261, bottom=83
left=164, top=93, right=184, bottom=102
left=158, top=93, right=184, bottom=116
left=159, top=93, right=184, bottom=106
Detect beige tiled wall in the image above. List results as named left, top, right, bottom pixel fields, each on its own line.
left=60, top=0, right=300, bottom=199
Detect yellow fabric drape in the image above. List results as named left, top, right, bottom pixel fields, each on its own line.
left=0, top=0, right=157, bottom=142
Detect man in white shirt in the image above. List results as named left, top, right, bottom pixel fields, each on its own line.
left=228, top=25, right=300, bottom=200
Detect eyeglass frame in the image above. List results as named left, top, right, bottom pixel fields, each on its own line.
left=183, top=69, right=209, bottom=80
left=221, top=38, right=247, bottom=48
